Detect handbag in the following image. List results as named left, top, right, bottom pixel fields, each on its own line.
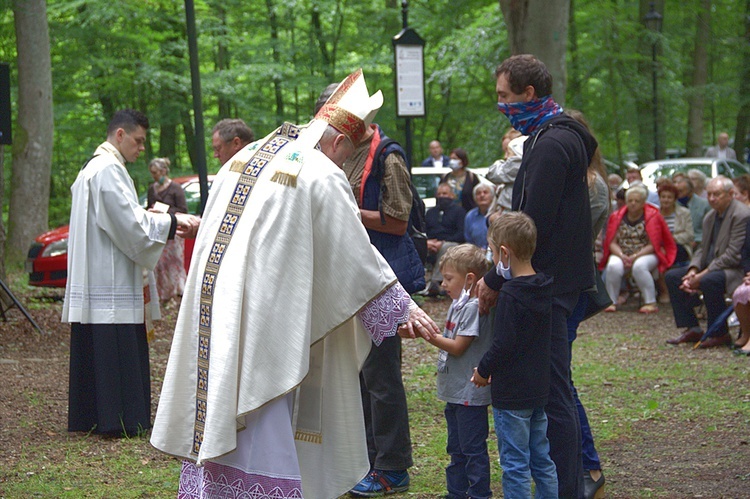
left=582, top=268, right=612, bottom=321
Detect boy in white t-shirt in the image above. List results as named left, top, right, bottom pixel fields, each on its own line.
left=421, top=243, right=492, bottom=498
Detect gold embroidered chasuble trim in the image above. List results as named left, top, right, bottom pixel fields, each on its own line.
left=191, top=123, right=301, bottom=457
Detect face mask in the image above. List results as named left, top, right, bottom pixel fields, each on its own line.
left=437, top=197, right=452, bottom=210
left=158, top=176, right=167, bottom=185
left=453, top=279, right=474, bottom=312
left=448, top=159, right=462, bottom=170
left=496, top=95, right=563, bottom=135
left=495, top=249, right=512, bottom=280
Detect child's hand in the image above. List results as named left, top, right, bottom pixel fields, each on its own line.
left=471, top=367, right=489, bottom=387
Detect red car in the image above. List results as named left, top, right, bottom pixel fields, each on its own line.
left=26, top=175, right=212, bottom=288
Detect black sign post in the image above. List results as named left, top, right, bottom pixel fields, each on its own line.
left=392, top=1, right=425, bottom=170
left=0, top=63, right=11, bottom=146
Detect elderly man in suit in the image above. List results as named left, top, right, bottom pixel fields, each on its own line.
left=665, top=176, right=750, bottom=348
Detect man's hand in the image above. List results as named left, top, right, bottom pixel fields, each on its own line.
left=175, top=213, right=201, bottom=239
left=476, top=277, right=499, bottom=315
left=471, top=367, right=489, bottom=387
left=679, top=268, right=700, bottom=293
left=398, top=306, right=440, bottom=340
left=426, top=238, right=443, bottom=254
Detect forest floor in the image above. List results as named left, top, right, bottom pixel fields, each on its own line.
left=1, top=283, right=749, bottom=497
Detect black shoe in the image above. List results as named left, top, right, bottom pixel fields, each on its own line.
left=583, top=470, right=605, bottom=499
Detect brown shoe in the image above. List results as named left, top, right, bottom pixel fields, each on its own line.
left=698, top=334, right=732, bottom=349
left=666, top=329, right=703, bottom=345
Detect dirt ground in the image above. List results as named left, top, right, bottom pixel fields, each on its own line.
left=1, top=288, right=749, bottom=497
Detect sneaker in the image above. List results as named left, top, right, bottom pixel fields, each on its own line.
left=349, top=469, right=410, bottom=496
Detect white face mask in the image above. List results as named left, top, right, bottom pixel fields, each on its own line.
left=495, top=250, right=512, bottom=280
left=448, top=158, right=462, bottom=170
left=453, top=279, right=474, bottom=312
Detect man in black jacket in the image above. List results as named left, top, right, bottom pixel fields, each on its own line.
left=478, top=54, right=598, bottom=499
left=424, top=183, right=466, bottom=295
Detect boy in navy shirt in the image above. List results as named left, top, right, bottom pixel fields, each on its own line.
left=472, top=212, right=557, bottom=497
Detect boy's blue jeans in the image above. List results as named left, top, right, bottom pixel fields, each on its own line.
left=493, top=406, right=558, bottom=498
left=444, top=403, right=491, bottom=499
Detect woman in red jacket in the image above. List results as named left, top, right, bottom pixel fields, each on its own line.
left=600, top=184, right=677, bottom=313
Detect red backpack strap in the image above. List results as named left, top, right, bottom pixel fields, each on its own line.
left=359, top=125, right=381, bottom=204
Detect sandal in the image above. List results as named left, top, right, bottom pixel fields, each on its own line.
left=604, top=305, right=617, bottom=313
left=639, top=303, right=659, bottom=314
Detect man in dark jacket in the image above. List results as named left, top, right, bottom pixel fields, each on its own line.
left=478, top=54, right=598, bottom=499
left=315, top=84, right=423, bottom=495
left=424, top=183, right=466, bottom=295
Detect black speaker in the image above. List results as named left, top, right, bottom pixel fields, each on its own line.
left=0, top=63, right=11, bottom=145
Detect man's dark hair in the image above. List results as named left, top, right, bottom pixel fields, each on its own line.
left=495, top=54, right=553, bottom=98
left=107, top=109, right=149, bottom=136
left=212, top=118, right=255, bottom=145
left=314, top=82, right=339, bottom=116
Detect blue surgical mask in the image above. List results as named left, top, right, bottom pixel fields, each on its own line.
left=158, top=175, right=167, bottom=185
left=495, top=256, right=512, bottom=280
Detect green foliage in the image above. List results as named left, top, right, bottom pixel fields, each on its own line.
left=2, top=0, right=748, bottom=231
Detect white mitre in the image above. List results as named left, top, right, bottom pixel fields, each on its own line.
left=307, top=68, right=384, bottom=145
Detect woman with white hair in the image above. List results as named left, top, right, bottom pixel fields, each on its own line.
left=599, top=184, right=676, bottom=313
left=688, top=168, right=708, bottom=199
left=463, top=183, right=494, bottom=248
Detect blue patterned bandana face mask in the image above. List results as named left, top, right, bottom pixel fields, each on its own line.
left=497, top=95, right=563, bottom=135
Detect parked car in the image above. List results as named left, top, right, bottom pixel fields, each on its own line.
left=411, top=166, right=490, bottom=209
left=26, top=174, right=213, bottom=288
left=638, top=157, right=750, bottom=192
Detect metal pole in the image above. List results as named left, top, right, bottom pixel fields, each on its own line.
left=402, top=0, right=413, bottom=168
left=185, top=0, right=209, bottom=213
left=652, top=42, right=658, bottom=160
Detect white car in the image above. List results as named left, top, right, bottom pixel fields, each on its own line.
left=638, top=157, right=750, bottom=192
left=411, top=166, right=490, bottom=208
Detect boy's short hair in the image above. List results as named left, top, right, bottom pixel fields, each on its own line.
left=439, top=244, right=490, bottom=277
left=487, top=211, right=536, bottom=261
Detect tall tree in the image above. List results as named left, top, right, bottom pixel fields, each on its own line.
left=685, top=0, right=711, bottom=157
left=499, top=0, right=570, bottom=104
left=8, top=0, right=53, bottom=264
left=734, top=0, right=750, bottom=161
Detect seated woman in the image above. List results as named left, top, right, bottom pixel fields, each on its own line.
left=463, top=183, right=494, bottom=248
left=732, top=219, right=750, bottom=353
left=733, top=174, right=750, bottom=207
left=656, top=182, right=694, bottom=302
left=600, top=184, right=676, bottom=314
left=441, top=148, right=480, bottom=212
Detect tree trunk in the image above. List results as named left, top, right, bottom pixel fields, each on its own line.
left=567, top=0, right=582, bottom=110
left=499, top=0, right=570, bottom=104
left=266, top=0, right=284, bottom=123
left=214, top=4, right=232, bottom=119
left=685, top=0, right=711, bottom=157
left=8, top=0, right=54, bottom=264
left=734, top=0, right=750, bottom=163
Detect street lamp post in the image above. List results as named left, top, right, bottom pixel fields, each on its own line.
left=644, top=2, right=663, bottom=160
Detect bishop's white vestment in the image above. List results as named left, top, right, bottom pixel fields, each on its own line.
left=151, top=123, right=411, bottom=498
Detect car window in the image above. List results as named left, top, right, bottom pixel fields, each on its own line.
left=412, top=173, right=442, bottom=200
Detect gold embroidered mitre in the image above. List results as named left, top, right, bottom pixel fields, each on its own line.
left=314, top=68, right=383, bottom=144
